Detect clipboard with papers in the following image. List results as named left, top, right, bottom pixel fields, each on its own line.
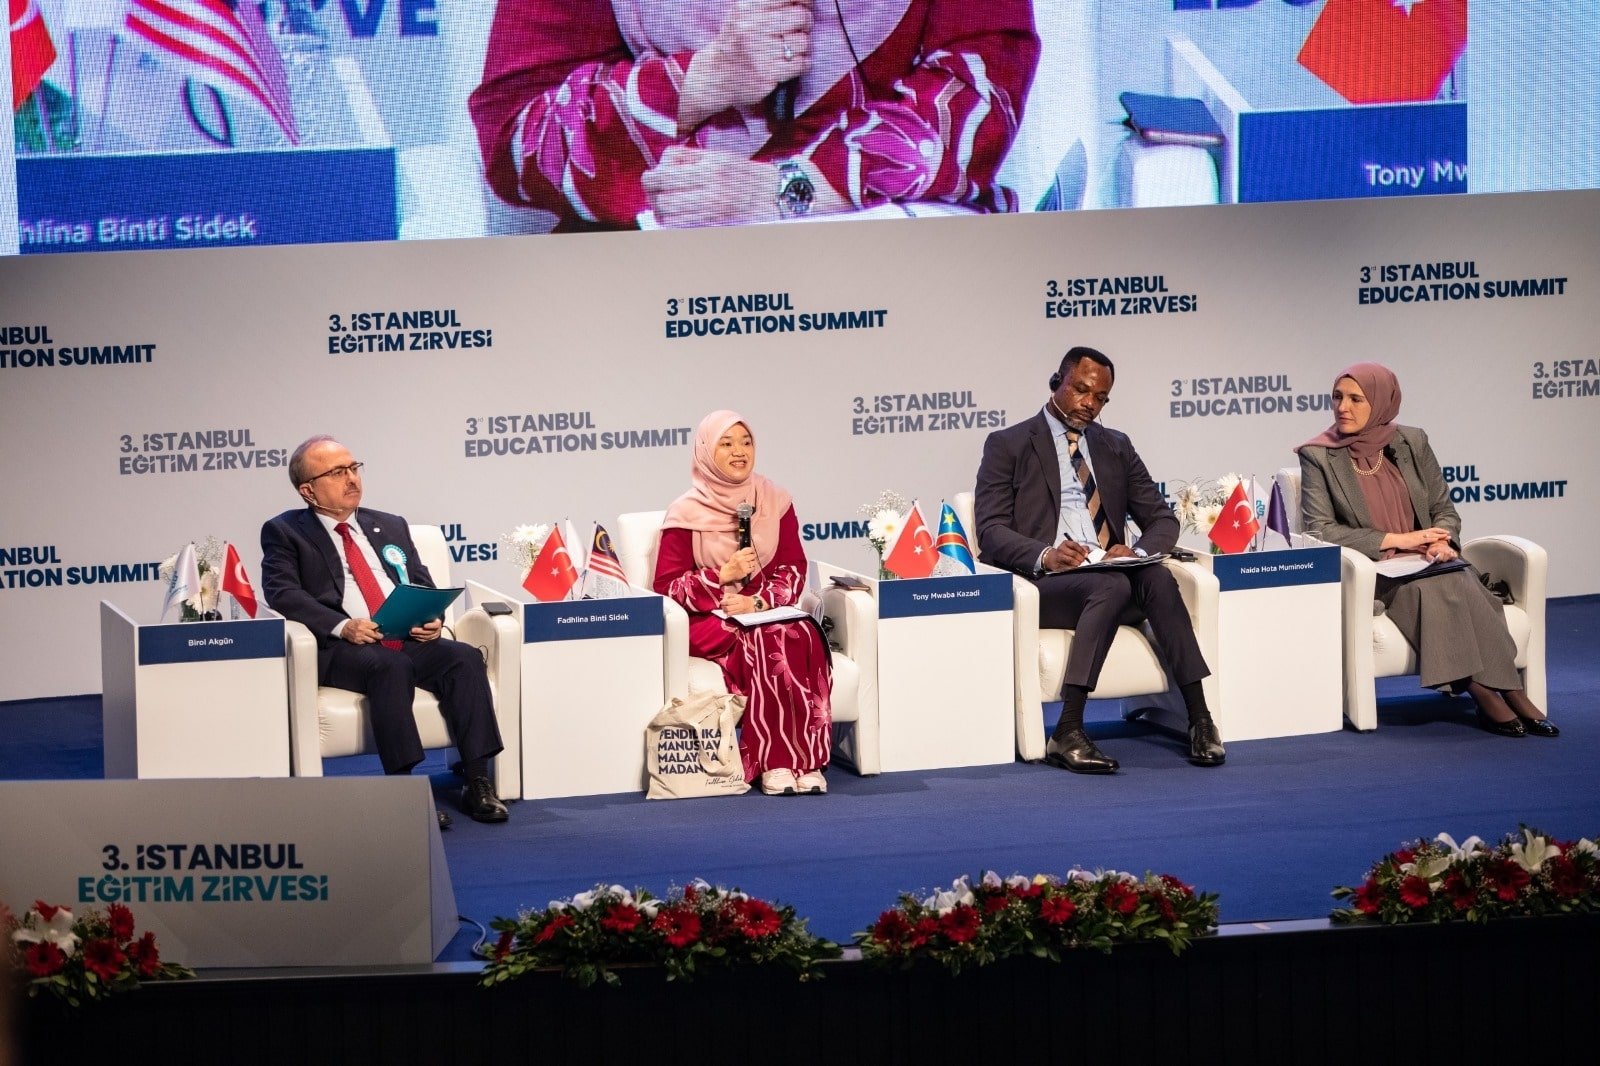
left=372, top=584, right=463, bottom=638
left=1042, top=552, right=1168, bottom=577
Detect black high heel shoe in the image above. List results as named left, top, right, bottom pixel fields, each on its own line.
left=1513, top=712, right=1560, bottom=738
left=1474, top=705, right=1526, bottom=738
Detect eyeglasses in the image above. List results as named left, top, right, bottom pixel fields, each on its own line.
left=303, top=461, right=364, bottom=485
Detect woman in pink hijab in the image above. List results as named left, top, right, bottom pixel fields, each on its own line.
left=1297, top=363, right=1556, bottom=738
left=655, top=411, right=834, bottom=794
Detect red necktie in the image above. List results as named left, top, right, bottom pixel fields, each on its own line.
left=335, top=522, right=402, bottom=650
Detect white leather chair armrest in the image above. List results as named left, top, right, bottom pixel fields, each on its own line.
left=659, top=594, right=690, bottom=700
left=455, top=603, right=523, bottom=800
left=819, top=585, right=880, bottom=773
left=1339, top=547, right=1380, bottom=731
left=1463, top=535, right=1547, bottom=616
left=1010, top=575, right=1046, bottom=761
left=282, top=619, right=325, bottom=777
left=1164, top=557, right=1220, bottom=714
left=1463, top=535, right=1548, bottom=708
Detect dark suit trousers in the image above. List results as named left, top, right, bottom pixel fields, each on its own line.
left=322, top=637, right=504, bottom=775
left=1035, top=564, right=1210, bottom=693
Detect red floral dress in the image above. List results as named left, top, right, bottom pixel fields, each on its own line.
left=653, top=507, right=832, bottom=780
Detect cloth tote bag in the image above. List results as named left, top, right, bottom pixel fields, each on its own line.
left=645, top=692, right=751, bottom=799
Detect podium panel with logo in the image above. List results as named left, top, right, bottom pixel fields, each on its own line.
left=100, top=602, right=290, bottom=779
left=469, top=583, right=668, bottom=799
left=816, top=563, right=1014, bottom=772
left=1207, top=546, right=1342, bottom=741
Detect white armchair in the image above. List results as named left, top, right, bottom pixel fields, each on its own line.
left=953, top=492, right=1221, bottom=760
left=1274, top=468, right=1547, bottom=731
left=611, top=510, right=881, bottom=776
left=282, top=525, right=522, bottom=798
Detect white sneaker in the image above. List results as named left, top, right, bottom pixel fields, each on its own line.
left=796, top=770, right=827, bottom=795
left=760, top=769, right=798, bottom=796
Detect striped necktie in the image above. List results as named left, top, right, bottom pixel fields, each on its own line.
left=1066, top=430, right=1112, bottom=549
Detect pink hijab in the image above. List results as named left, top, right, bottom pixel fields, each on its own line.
left=662, top=410, right=793, bottom=569
left=1298, top=362, right=1402, bottom=463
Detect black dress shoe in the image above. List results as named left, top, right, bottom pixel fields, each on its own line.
left=1475, top=707, right=1526, bottom=737
left=1515, top=714, right=1560, bottom=738
left=461, top=776, right=510, bottom=823
left=1043, top=729, right=1119, bottom=774
left=436, top=809, right=453, bottom=831
left=1187, top=718, right=1226, bottom=767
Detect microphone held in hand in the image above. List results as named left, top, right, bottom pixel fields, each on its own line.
left=770, top=77, right=800, bottom=124
left=736, top=503, right=754, bottom=550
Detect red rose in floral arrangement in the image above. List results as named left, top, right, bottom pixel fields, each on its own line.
left=127, top=931, right=163, bottom=977
left=729, top=898, right=782, bottom=939
left=1398, top=876, right=1431, bottom=909
left=1102, top=881, right=1139, bottom=915
left=1547, top=855, right=1585, bottom=899
left=907, top=916, right=939, bottom=949
left=653, top=907, right=702, bottom=949
left=1442, top=870, right=1475, bottom=911
left=1352, top=878, right=1382, bottom=915
left=1159, top=874, right=1195, bottom=898
left=871, top=909, right=911, bottom=946
left=599, top=903, right=641, bottom=934
left=106, top=902, right=136, bottom=942
left=1485, top=858, right=1531, bottom=902
left=1393, top=848, right=1416, bottom=866
left=983, top=894, right=1010, bottom=914
left=1151, top=892, right=1178, bottom=923
left=939, top=905, right=981, bottom=943
left=82, top=939, right=127, bottom=982
left=532, top=914, right=575, bottom=945
left=23, top=941, right=67, bottom=978
left=1039, top=895, right=1076, bottom=925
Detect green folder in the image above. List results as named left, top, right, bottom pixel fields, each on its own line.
left=372, top=584, right=463, bottom=638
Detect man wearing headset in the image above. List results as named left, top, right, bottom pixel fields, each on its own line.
left=260, top=436, right=509, bottom=826
left=973, top=347, right=1224, bottom=774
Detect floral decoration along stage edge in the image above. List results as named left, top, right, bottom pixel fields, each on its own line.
left=480, top=881, right=841, bottom=989
left=4, top=900, right=195, bottom=1008
left=1331, top=827, right=1600, bottom=925
left=858, top=869, right=1220, bottom=975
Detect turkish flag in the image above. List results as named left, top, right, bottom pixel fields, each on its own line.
left=883, top=503, right=937, bottom=579
left=523, top=525, right=578, bottom=602
left=9, top=0, right=56, bottom=111
left=1297, top=0, right=1467, bottom=104
left=220, top=542, right=259, bottom=618
left=1208, top=483, right=1260, bottom=556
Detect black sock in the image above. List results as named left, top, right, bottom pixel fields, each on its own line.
left=1054, top=685, right=1090, bottom=739
left=460, top=758, right=489, bottom=781
left=1180, top=681, right=1212, bottom=725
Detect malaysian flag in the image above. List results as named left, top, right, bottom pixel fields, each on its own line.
left=582, top=522, right=632, bottom=600
left=123, top=0, right=299, bottom=143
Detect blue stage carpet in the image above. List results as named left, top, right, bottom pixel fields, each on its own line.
left=5, top=596, right=1597, bottom=963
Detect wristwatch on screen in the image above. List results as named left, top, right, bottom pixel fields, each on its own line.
left=775, top=161, right=815, bottom=219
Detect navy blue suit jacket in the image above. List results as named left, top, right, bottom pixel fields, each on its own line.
left=974, top=411, right=1179, bottom=574
left=260, top=507, right=437, bottom=673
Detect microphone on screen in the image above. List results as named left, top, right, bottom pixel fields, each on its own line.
left=737, top=504, right=754, bottom=550
left=770, top=78, right=800, bottom=124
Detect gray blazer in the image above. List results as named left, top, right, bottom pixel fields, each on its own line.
left=1297, top=424, right=1460, bottom=560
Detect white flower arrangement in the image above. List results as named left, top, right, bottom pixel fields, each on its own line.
left=1171, top=473, right=1244, bottom=535
left=859, top=489, right=911, bottom=559
left=500, top=523, right=552, bottom=577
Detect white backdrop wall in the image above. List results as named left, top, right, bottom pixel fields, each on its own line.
left=2, top=189, right=1596, bottom=701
